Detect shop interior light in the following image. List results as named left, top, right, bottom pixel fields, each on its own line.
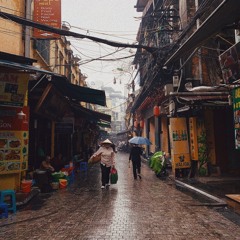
left=17, top=111, right=26, bottom=120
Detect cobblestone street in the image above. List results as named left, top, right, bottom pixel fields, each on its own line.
left=1, top=152, right=240, bottom=240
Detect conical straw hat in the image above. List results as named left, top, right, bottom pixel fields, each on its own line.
left=101, top=139, right=112, bottom=144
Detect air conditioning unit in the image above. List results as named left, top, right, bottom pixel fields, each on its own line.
left=173, top=75, right=179, bottom=87
left=169, top=100, right=175, bottom=116
left=185, top=78, right=201, bottom=87
left=164, top=84, right=173, bottom=96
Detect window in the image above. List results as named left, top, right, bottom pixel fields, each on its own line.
left=35, top=40, right=50, bottom=64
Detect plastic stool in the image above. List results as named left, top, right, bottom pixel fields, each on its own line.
left=0, top=190, right=17, bottom=214
left=68, top=167, right=75, bottom=184
left=79, top=162, right=88, bottom=172
left=0, top=203, right=8, bottom=218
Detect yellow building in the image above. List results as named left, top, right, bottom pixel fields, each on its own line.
left=0, top=1, right=87, bottom=190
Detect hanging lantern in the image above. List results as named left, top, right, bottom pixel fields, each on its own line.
left=140, top=120, right=144, bottom=128
left=134, top=120, right=139, bottom=128
left=153, top=106, right=160, bottom=117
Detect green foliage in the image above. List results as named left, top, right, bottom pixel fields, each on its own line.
left=197, top=131, right=209, bottom=176
left=199, top=166, right=207, bottom=176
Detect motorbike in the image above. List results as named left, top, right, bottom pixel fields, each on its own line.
left=156, top=154, right=169, bottom=179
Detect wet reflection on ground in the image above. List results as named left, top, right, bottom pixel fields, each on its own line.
left=1, top=152, right=240, bottom=240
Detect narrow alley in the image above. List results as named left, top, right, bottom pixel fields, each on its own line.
left=0, top=152, right=240, bottom=240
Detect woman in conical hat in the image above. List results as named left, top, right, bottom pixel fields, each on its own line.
left=101, top=139, right=112, bottom=145
left=92, top=138, right=116, bottom=189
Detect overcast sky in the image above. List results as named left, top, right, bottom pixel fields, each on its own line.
left=61, top=0, right=142, bottom=95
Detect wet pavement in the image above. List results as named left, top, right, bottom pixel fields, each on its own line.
left=1, top=152, right=240, bottom=240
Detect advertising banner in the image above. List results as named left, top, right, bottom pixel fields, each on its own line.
left=0, top=73, right=29, bottom=107
left=33, top=0, right=61, bottom=39
left=219, top=41, right=240, bottom=84
left=169, top=118, right=190, bottom=169
left=0, top=106, right=29, bottom=174
left=233, top=87, right=240, bottom=149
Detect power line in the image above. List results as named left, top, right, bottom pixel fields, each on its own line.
left=0, top=11, right=158, bottom=54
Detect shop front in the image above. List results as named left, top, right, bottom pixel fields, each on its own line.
left=0, top=70, right=30, bottom=190
left=28, top=75, right=108, bottom=169
left=0, top=52, right=65, bottom=190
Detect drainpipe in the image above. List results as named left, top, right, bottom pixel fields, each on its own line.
left=195, top=0, right=203, bottom=84
left=155, top=116, right=160, bottom=152
left=25, top=0, right=32, bottom=58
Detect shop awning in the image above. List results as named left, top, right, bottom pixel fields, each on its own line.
left=169, top=91, right=229, bottom=99
left=71, top=103, right=111, bottom=123
left=97, top=121, right=111, bottom=128
left=52, top=77, right=106, bottom=106
left=164, top=0, right=240, bottom=65
left=117, top=129, right=131, bottom=136
left=0, top=59, right=61, bottom=75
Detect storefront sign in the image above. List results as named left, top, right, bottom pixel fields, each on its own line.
left=233, top=87, right=240, bottom=149
left=169, top=118, right=191, bottom=169
left=33, top=0, right=61, bottom=38
left=0, top=73, right=29, bottom=107
left=0, top=107, right=29, bottom=174
left=189, top=117, right=199, bottom=160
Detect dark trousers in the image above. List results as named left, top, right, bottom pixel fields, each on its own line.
left=101, top=164, right=111, bottom=186
left=132, top=160, right=141, bottom=179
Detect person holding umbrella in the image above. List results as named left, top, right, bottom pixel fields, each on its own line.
left=129, top=144, right=143, bottom=180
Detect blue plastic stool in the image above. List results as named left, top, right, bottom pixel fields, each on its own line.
left=79, top=162, right=88, bottom=173
left=0, top=203, right=8, bottom=218
left=68, top=167, right=75, bottom=184
left=0, top=190, right=17, bottom=214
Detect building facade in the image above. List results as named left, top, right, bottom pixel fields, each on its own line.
left=131, top=0, right=240, bottom=177
left=0, top=0, right=110, bottom=190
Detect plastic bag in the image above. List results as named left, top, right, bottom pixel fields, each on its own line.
left=110, top=167, right=118, bottom=184
left=150, top=151, right=164, bottom=174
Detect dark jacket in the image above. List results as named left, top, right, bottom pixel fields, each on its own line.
left=129, top=146, right=142, bottom=162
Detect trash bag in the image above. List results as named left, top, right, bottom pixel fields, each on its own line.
left=110, top=167, right=118, bottom=184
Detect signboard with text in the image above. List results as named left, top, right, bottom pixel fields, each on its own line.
left=33, top=0, right=61, bottom=39
left=0, top=106, right=29, bottom=174
left=0, top=73, right=29, bottom=107
left=169, top=118, right=191, bottom=169
left=189, top=117, right=199, bottom=160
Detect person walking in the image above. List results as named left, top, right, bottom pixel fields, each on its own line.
left=92, top=139, right=116, bottom=189
left=129, top=144, right=143, bottom=180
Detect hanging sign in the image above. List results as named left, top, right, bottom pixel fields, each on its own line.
left=33, top=0, right=61, bottom=39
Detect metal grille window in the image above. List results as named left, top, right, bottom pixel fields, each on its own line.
left=35, top=39, right=50, bottom=64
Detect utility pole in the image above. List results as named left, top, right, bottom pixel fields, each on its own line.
left=25, top=0, right=32, bottom=58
